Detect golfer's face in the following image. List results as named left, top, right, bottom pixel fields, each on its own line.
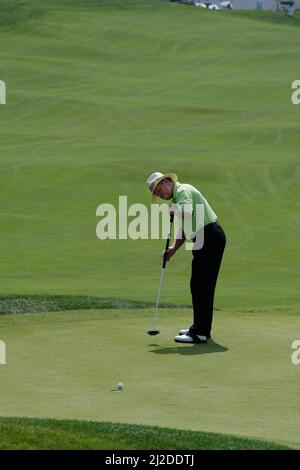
left=154, top=179, right=173, bottom=200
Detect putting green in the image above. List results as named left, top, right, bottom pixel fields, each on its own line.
left=0, top=307, right=299, bottom=448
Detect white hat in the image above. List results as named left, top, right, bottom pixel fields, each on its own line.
left=146, top=172, right=178, bottom=194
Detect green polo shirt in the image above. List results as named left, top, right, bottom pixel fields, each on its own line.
left=172, top=182, right=217, bottom=239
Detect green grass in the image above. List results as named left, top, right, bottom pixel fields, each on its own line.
left=0, top=308, right=299, bottom=448
left=0, top=417, right=291, bottom=450
left=0, top=0, right=299, bottom=450
left=0, top=0, right=299, bottom=310
left=0, top=294, right=187, bottom=314
left=231, top=8, right=300, bottom=27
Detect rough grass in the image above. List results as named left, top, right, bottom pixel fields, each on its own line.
left=0, top=294, right=188, bottom=314
left=0, top=417, right=292, bottom=450
left=0, top=0, right=299, bottom=452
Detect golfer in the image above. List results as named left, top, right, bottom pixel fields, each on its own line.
left=147, top=172, right=226, bottom=344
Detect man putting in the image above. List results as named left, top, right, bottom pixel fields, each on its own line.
left=147, top=172, right=226, bottom=344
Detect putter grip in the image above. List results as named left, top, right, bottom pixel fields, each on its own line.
left=162, top=213, right=174, bottom=268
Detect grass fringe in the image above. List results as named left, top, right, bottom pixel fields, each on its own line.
left=0, top=416, right=292, bottom=450
left=0, top=294, right=189, bottom=314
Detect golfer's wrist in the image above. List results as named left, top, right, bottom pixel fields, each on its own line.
left=173, top=236, right=185, bottom=251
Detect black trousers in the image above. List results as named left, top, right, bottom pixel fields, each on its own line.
left=189, top=221, right=226, bottom=337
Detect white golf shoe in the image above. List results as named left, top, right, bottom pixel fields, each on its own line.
left=178, top=329, right=189, bottom=335
left=178, top=328, right=211, bottom=339
left=174, top=333, right=207, bottom=344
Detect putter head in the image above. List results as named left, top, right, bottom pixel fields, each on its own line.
left=147, top=329, right=160, bottom=336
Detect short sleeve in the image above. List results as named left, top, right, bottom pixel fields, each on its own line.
left=176, top=189, right=193, bottom=215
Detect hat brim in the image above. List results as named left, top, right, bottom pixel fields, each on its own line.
left=151, top=173, right=178, bottom=196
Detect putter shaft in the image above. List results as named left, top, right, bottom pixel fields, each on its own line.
left=148, top=213, right=174, bottom=333
left=151, top=266, right=165, bottom=331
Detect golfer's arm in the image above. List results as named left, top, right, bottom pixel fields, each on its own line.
left=170, top=204, right=192, bottom=220
left=172, top=229, right=186, bottom=251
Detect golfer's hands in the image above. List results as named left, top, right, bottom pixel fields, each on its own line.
left=163, top=246, right=177, bottom=262
left=169, top=204, right=177, bottom=217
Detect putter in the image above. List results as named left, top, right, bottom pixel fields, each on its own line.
left=147, top=213, right=174, bottom=336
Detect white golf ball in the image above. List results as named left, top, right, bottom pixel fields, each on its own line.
left=116, top=383, right=124, bottom=390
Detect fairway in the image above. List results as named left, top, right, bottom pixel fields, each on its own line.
left=0, top=0, right=299, bottom=309
left=0, top=307, right=299, bottom=448
left=0, top=0, right=299, bottom=451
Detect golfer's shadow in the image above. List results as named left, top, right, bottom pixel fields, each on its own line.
left=149, top=340, right=228, bottom=356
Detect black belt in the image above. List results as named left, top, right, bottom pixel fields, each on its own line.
left=192, top=221, right=220, bottom=242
